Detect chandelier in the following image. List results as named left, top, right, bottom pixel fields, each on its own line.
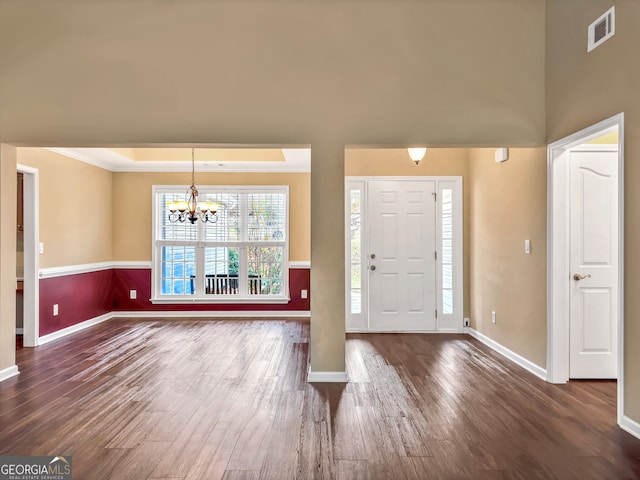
left=167, top=148, right=218, bottom=224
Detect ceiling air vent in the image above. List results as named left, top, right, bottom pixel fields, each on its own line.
left=588, top=6, right=615, bottom=52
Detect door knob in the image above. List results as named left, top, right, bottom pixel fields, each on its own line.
left=370, top=254, right=376, bottom=259
left=573, top=273, right=592, bottom=281
left=370, top=265, right=376, bottom=271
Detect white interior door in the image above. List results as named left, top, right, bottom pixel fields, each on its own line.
left=569, top=150, right=618, bottom=379
left=367, top=180, right=436, bottom=331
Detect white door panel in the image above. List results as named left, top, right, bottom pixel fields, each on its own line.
left=569, top=151, right=618, bottom=379
left=368, top=181, right=436, bottom=331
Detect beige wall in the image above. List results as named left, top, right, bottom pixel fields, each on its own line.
left=469, top=148, right=547, bottom=368
left=310, top=142, right=346, bottom=374
left=546, top=0, right=640, bottom=421
left=17, top=149, right=113, bottom=268
left=346, top=148, right=471, bottom=318
left=0, top=2, right=545, bottom=147
left=113, top=172, right=310, bottom=262
left=13, top=150, right=310, bottom=266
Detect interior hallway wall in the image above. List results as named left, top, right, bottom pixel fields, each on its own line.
left=546, top=0, right=640, bottom=422
left=469, top=148, right=547, bottom=368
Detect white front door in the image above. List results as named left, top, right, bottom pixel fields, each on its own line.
left=367, top=180, right=437, bottom=331
left=569, top=150, right=618, bottom=379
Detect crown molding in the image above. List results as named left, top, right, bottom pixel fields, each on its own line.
left=46, top=148, right=311, bottom=173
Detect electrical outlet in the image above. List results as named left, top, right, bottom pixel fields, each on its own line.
left=463, top=318, right=470, bottom=327
left=129, top=290, right=137, bottom=300
left=53, top=304, right=59, bottom=316
left=301, top=289, right=308, bottom=299
left=491, top=311, right=496, bottom=324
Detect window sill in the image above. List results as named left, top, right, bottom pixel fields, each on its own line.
left=150, top=296, right=291, bottom=305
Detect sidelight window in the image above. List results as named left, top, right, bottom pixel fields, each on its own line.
left=349, top=189, right=362, bottom=314
left=441, top=188, right=454, bottom=314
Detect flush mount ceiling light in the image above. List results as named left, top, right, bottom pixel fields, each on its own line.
left=167, top=148, right=218, bottom=224
left=407, top=147, right=427, bottom=165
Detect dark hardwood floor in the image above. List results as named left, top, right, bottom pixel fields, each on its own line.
left=1, top=319, right=639, bottom=479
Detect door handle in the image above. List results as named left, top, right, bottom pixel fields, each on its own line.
left=370, top=265, right=376, bottom=271
left=573, top=273, right=592, bottom=281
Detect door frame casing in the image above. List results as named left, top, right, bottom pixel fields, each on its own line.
left=546, top=113, right=624, bottom=422
left=344, top=176, right=463, bottom=333
left=16, top=164, right=40, bottom=347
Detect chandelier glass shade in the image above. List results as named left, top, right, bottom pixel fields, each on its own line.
left=167, top=149, right=219, bottom=224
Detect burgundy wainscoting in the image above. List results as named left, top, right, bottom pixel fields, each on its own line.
left=112, top=268, right=311, bottom=312
left=39, top=267, right=310, bottom=336
left=39, top=270, right=113, bottom=336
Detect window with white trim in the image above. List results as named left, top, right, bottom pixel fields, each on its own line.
left=152, top=186, right=289, bottom=303
left=349, top=189, right=362, bottom=314
left=440, top=188, right=454, bottom=314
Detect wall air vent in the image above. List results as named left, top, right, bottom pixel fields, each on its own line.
left=588, top=6, right=615, bottom=52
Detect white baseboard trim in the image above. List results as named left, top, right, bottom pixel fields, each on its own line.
left=16, top=328, right=24, bottom=334
left=346, top=329, right=464, bottom=334
left=620, top=415, right=640, bottom=440
left=38, top=312, right=114, bottom=345
left=112, top=310, right=311, bottom=319
left=307, top=367, right=348, bottom=383
left=467, top=328, right=547, bottom=381
left=0, top=365, right=19, bottom=382
left=36, top=310, right=310, bottom=345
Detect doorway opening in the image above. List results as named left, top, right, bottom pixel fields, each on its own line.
left=547, top=113, right=624, bottom=423
left=345, top=176, right=463, bottom=333
left=16, top=164, right=39, bottom=348
left=16, top=172, right=23, bottom=349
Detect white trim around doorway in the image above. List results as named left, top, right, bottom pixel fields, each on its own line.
left=546, top=112, right=624, bottom=424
